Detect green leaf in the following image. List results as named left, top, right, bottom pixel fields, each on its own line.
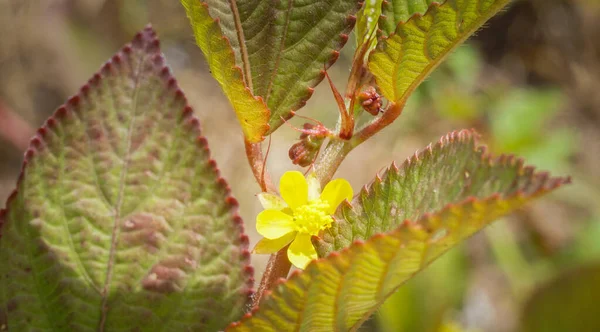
left=316, top=129, right=568, bottom=254
left=181, top=0, right=270, bottom=143
left=0, top=27, right=253, bottom=331
left=182, top=0, right=362, bottom=134
left=228, top=130, right=569, bottom=331
left=521, top=264, right=600, bottom=332
left=356, top=0, right=383, bottom=48
left=379, top=0, right=435, bottom=36
left=369, top=0, right=511, bottom=103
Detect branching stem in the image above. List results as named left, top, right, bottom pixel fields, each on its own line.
left=250, top=100, right=403, bottom=310
left=314, top=102, right=404, bottom=185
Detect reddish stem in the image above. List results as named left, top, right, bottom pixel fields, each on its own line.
left=244, top=138, right=275, bottom=193
left=245, top=137, right=289, bottom=309
left=351, top=102, right=404, bottom=147
left=324, top=70, right=354, bottom=139
left=251, top=244, right=292, bottom=309
left=313, top=102, right=404, bottom=186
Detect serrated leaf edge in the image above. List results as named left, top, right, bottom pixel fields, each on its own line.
left=353, top=129, right=568, bottom=203
left=0, top=25, right=255, bottom=318
left=378, top=0, right=442, bottom=36
left=370, top=0, right=510, bottom=103
left=182, top=0, right=271, bottom=142
left=228, top=129, right=570, bottom=330
left=266, top=8, right=362, bottom=133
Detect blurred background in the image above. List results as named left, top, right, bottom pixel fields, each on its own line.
left=0, top=0, right=599, bottom=331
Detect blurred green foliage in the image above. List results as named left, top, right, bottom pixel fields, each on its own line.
left=0, top=1, right=598, bottom=331
left=375, top=43, right=597, bottom=332
left=522, top=264, right=600, bottom=332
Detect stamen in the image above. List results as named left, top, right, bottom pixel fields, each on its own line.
left=292, top=199, right=333, bottom=235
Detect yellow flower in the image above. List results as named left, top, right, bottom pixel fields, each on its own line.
left=253, top=171, right=353, bottom=269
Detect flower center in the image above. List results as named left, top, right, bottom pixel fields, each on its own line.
left=293, top=199, right=333, bottom=235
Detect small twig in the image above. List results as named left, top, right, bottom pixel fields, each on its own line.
left=324, top=68, right=354, bottom=139
left=313, top=102, right=404, bottom=186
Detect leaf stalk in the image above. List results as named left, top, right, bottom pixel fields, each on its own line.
left=244, top=139, right=275, bottom=193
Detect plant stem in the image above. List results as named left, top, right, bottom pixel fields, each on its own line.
left=313, top=138, right=353, bottom=186
left=251, top=103, right=403, bottom=310
left=244, top=138, right=275, bottom=193
left=245, top=137, right=289, bottom=309
left=350, top=101, right=404, bottom=147
left=313, top=102, right=404, bottom=185
left=252, top=244, right=292, bottom=309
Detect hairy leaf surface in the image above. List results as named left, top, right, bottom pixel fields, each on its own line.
left=182, top=0, right=361, bottom=133
left=0, top=27, right=253, bottom=331
left=356, top=0, right=383, bottom=49
left=229, top=130, right=568, bottom=331
left=181, top=0, right=270, bottom=142
left=369, top=0, right=510, bottom=103
left=379, top=0, right=435, bottom=36
left=317, top=129, right=566, bottom=253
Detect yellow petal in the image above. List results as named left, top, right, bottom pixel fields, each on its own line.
left=252, top=232, right=296, bottom=254
left=257, top=192, right=287, bottom=210
left=279, top=171, right=308, bottom=210
left=256, top=210, right=296, bottom=239
left=320, top=178, right=354, bottom=214
left=287, top=233, right=318, bottom=269
left=306, top=172, right=321, bottom=201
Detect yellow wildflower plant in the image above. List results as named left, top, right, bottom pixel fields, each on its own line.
left=253, top=171, right=353, bottom=269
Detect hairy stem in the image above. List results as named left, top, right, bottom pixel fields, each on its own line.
left=244, top=139, right=275, bottom=192
left=313, top=139, right=353, bottom=186
left=313, top=102, right=404, bottom=185
left=251, top=91, right=402, bottom=313
left=246, top=137, right=287, bottom=309
left=252, top=244, right=292, bottom=309
left=350, top=102, right=404, bottom=147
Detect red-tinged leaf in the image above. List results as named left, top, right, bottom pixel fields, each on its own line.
left=228, top=130, right=569, bottom=331
left=379, top=0, right=435, bottom=37
left=0, top=26, right=253, bottom=331
left=317, top=130, right=569, bottom=253
left=182, top=0, right=362, bottom=134
left=369, top=0, right=511, bottom=103
left=181, top=0, right=270, bottom=142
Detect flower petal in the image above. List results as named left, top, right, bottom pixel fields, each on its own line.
left=256, top=210, right=296, bottom=239
left=252, top=232, right=296, bottom=254
left=306, top=172, right=321, bottom=201
left=320, top=178, right=354, bottom=214
left=287, top=233, right=318, bottom=269
left=279, top=171, right=308, bottom=210
left=257, top=192, right=287, bottom=210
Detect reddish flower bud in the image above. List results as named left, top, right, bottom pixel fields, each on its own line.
left=288, top=123, right=328, bottom=167
left=357, top=86, right=383, bottom=116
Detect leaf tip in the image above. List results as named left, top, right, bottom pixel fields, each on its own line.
left=131, top=25, right=160, bottom=52
left=330, top=50, right=341, bottom=64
